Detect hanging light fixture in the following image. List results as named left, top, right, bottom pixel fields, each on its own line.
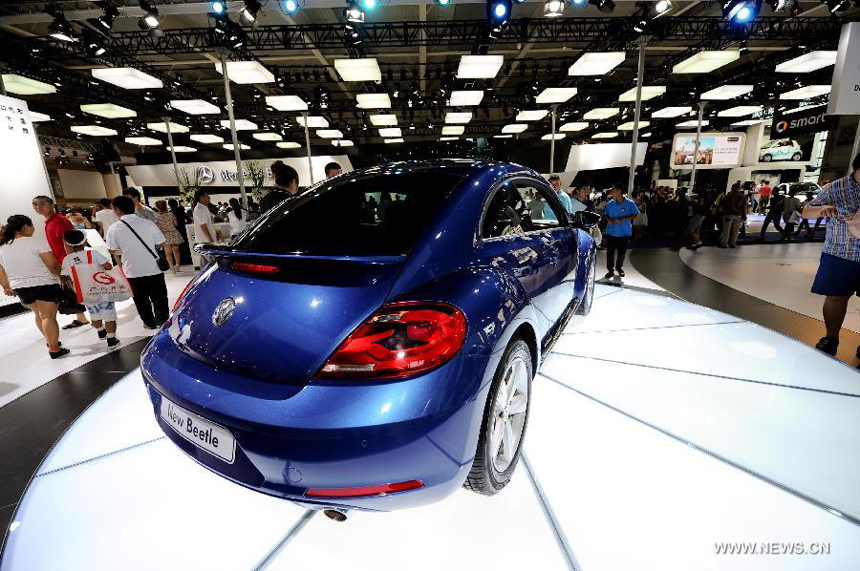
left=48, top=11, right=78, bottom=42
left=138, top=1, right=161, bottom=31
left=240, top=0, right=262, bottom=25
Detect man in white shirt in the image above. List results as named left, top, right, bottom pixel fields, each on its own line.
left=106, top=196, right=168, bottom=329
left=193, top=190, right=219, bottom=244
left=94, top=198, right=119, bottom=237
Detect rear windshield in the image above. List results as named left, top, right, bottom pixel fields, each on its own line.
left=235, top=171, right=464, bottom=256
left=789, top=183, right=819, bottom=194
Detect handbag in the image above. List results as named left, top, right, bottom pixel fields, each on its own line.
left=58, top=283, right=85, bottom=315
left=70, top=251, right=133, bottom=304
left=121, top=220, right=170, bottom=272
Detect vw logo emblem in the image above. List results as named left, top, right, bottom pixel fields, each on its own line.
left=212, top=297, right=236, bottom=327
left=198, top=165, right=215, bottom=185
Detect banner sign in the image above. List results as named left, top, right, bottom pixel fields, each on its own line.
left=671, top=132, right=746, bottom=169
left=770, top=105, right=838, bottom=138
left=828, top=22, right=860, bottom=116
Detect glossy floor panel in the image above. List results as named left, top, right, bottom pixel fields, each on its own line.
left=1, top=438, right=307, bottom=571
left=268, top=470, right=569, bottom=571
left=679, top=243, right=860, bottom=334
left=0, top=270, right=193, bottom=410
left=525, top=378, right=860, bottom=571
left=540, top=353, right=860, bottom=523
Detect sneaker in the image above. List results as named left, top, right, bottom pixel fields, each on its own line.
left=62, top=319, right=87, bottom=330
left=604, top=271, right=615, bottom=279
left=617, top=269, right=626, bottom=277
left=106, top=337, right=120, bottom=348
left=97, top=329, right=107, bottom=339
left=49, top=347, right=70, bottom=359
left=815, top=336, right=839, bottom=356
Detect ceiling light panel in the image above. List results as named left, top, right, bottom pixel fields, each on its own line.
left=592, top=132, right=619, bottom=139
left=223, top=143, right=251, bottom=150
left=125, top=136, right=162, bottom=146
left=516, top=110, right=549, bottom=121
left=619, top=86, right=666, bottom=102
left=582, top=108, right=619, bottom=120
left=440, top=137, right=460, bottom=141
left=779, top=85, right=831, bottom=100
left=502, top=124, right=528, bottom=134
left=80, top=103, right=137, bottom=119
left=369, top=114, right=397, bottom=126
left=296, top=116, right=330, bottom=128
left=493, top=134, right=513, bottom=139
left=169, top=146, right=197, bottom=153
left=29, top=111, right=51, bottom=122
left=1, top=74, right=56, bottom=95
left=356, top=93, right=392, bottom=109
left=334, top=58, right=382, bottom=82
left=252, top=132, right=283, bottom=141
left=701, top=84, right=754, bottom=100
left=170, top=99, right=221, bottom=115
left=71, top=125, right=118, bottom=137
left=190, top=134, right=225, bottom=144
left=147, top=121, right=189, bottom=134
left=445, top=112, right=473, bottom=124
left=651, top=106, right=692, bottom=118
left=457, top=55, right=504, bottom=79
left=378, top=128, right=402, bottom=138
left=448, top=90, right=484, bottom=106
left=442, top=125, right=465, bottom=135
left=215, top=61, right=275, bottom=84
left=560, top=122, right=589, bottom=132
left=384, top=138, right=404, bottom=144
left=535, top=87, right=578, bottom=104
left=618, top=121, right=650, bottom=131
left=672, top=51, right=740, bottom=74
left=91, top=67, right=163, bottom=89
left=775, top=51, right=838, bottom=74
left=220, top=119, right=258, bottom=131
left=316, top=129, right=344, bottom=139
left=568, top=52, right=625, bottom=76
left=677, top=119, right=710, bottom=128
left=718, top=105, right=763, bottom=117
left=265, top=95, right=308, bottom=111
left=277, top=142, right=301, bottom=149
left=731, top=119, right=763, bottom=126
left=332, top=139, right=354, bottom=147
left=541, top=133, right=566, bottom=140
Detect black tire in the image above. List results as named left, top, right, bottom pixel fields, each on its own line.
left=791, top=152, right=802, bottom=161
left=575, top=255, right=597, bottom=316
left=464, top=339, right=532, bottom=496
left=761, top=154, right=772, bottom=162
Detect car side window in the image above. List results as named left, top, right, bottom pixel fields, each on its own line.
left=482, top=179, right=563, bottom=240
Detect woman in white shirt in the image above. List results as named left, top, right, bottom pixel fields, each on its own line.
left=0, top=215, right=68, bottom=358
left=227, top=197, right=248, bottom=239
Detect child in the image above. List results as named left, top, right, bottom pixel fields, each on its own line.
left=60, top=230, right=120, bottom=348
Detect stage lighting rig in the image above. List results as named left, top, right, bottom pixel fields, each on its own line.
left=138, top=1, right=161, bottom=31
left=240, top=1, right=263, bottom=25
left=48, top=10, right=78, bottom=42
left=488, top=0, right=513, bottom=26
left=283, top=0, right=301, bottom=14
left=92, top=4, right=119, bottom=36
left=588, top=0, right=616, bottom=12
left=723, top=0, right=760, bottom=23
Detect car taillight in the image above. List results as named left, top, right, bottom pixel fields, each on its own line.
left=230, top=260, right=280, bottom=275
left=317, top=302, right=467, bottom=380
left=306, top=480, right=424, bottom=498
left=172, top=279, right=195, bottom=314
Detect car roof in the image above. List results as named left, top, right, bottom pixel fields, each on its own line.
left=352, top=159, right=537, bottom=180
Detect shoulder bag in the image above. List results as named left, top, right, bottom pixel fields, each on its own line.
left=121, top=220, right=170, bottom=272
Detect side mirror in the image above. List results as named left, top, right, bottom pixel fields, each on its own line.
left=573, top=210, right=601, bottom=229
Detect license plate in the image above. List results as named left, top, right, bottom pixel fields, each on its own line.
left=159, top=397, right=236, bottom=464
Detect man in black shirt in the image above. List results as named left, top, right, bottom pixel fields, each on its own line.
left=756, top=191, right=785, bottom=242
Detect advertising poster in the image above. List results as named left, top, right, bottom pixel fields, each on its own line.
left=671, top=133, right=745, bottom=169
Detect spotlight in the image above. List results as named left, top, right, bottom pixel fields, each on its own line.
left=44, top=147, right=51, bottom=157
left=283, top=0, right=301, bottom=14
left=360, top=0, right=377, bottom=9
left=588, top=0, right=615, bottom=12
left=633, top=17, right=648, bottom=34
left=723, top=0, right=759, bottom=22
left=434, top=0, right=451, bottom=5
left=48, top=12, right=78, bottom=42
left=94, top=5, right=119, bottom=35
left=240, top=0, right=262, bottom=25
left=488, top=0, right=512, bottom=25
left=211, top=0, right=228, bottom=16
left=83, top=30, right=108, bottom=56
left=654, top=0, right=673, bottom=16
left=824, top=0, right=850, bottom=11
left=544, top=0, right=565, bottom=16
left=345, top=1, right=365, bottom=23
left=570, top=0, right=587, bottom=7
left=138, top=1, right=161, bottom=30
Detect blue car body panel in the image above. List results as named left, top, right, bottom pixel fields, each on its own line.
left=140, top=160, right=596, bottom=511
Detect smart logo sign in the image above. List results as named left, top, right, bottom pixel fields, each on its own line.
left=770, top=107, right=837, bottom=138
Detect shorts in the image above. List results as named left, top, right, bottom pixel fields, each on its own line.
left=687, top=214, right=705, bottom=233
left=811, top=253, right=860, bottom=297
left=16, top=284, right=63, bottom=305
left=86, top=301, right=117, bottom=322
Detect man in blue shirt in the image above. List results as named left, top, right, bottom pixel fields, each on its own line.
left=603, top=183, right=639, bottom=279
left=544, top=175, right=573, bottom=220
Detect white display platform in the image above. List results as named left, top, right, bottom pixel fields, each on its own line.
left=3, top=285, right=859, bottom=570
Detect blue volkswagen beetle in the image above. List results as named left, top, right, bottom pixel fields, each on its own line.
left=141, top=160, right=598, bottom=514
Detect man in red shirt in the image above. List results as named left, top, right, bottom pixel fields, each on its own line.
left=757, top=180, right=772, bottom=214
left=32, top=195, right=89, bottom=329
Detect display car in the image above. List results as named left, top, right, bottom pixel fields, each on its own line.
left=775, top=181, right=823, bottom=202
left=759, top=139, right=803, bottom=162
left=140, top=160, right=599, bottom=514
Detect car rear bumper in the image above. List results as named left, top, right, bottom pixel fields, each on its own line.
left=140, top=331, right=493, bottom=511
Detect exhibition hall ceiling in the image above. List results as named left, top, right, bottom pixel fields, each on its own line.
left=0, top=0, right=856, bottom=154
